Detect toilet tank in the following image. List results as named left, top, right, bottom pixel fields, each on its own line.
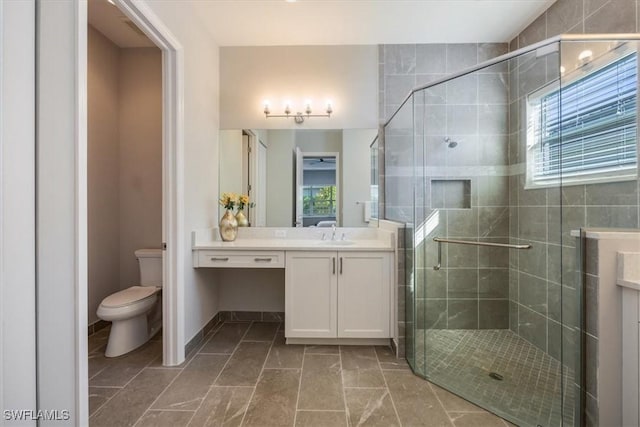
left=135, top=249, right=163, bottom=287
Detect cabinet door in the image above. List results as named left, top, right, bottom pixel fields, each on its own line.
left=285, top=251, right=338, bottom=338
left=338, top=252, right=391, bottom=338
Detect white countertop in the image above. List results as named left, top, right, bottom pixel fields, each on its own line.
left=618, top=252, right=640, bottom=291
left=570, top=228, right=640, bottom=240
left=191, top=227, right=395, bottom=252
left=193, top=238, right=393, bottom=251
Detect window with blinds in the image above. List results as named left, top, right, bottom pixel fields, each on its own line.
left=526, top=52, right=638, bottom=188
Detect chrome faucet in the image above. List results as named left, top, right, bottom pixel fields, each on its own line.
left=331, top=224, right=337, bottom=241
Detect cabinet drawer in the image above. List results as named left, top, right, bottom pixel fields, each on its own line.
left=197, top=251, right=284, bottom=268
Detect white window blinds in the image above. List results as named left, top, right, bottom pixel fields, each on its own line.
left=527, top=53, right=638, bottom=187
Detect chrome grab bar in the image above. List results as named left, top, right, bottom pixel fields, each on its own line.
left=432, top=237, right=532, bottom=271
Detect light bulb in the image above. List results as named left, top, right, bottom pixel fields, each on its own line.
left=284, top=101, right=292, bottom=115
left=578, top=49, right=593, bottom=62
left=304, top=100, right=312, bottom=115
left=326, top=100, right=333, bottom=115
left=263, top=100, right=271, bottom=115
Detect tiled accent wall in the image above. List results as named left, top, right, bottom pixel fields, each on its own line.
left=506, top=47, right=568, bottom=360
left=380, top=43, right=512, bottom=332
left=508, top=0, right=640, bottom=380
left=510, top=2, right=640, bottom=424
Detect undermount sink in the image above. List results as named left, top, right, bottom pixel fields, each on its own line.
left=317, top=240, right=356, bottom=246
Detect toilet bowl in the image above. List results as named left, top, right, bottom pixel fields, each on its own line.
left=97, top=249, right=163, bottom=357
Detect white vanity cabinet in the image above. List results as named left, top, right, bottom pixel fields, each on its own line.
left=285, top=250, right=392, bottom=339
left=285, top=251, right=338, bottom=338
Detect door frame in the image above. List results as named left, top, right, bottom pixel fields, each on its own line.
left=115, top=0, right=185, bottom=366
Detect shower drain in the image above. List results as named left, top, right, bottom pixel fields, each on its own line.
left=489, top=372, right=504, bottom=381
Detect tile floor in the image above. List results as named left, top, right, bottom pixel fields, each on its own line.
left=415, top=329, right=574, bottom=427
left=88, top=321, right=514, bottom=427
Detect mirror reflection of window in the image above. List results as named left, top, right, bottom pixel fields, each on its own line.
left=302, top=156, right=337, bottom=227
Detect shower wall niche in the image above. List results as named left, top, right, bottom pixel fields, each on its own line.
left=383, top=36, right=640, bottom=426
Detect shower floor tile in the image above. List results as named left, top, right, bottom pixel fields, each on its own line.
left=414, top=329, right=575, bottom=427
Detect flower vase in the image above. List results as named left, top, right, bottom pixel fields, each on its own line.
left=219, top=210, right=238, bottom=241
left=235, top=210, right=249, bottom=227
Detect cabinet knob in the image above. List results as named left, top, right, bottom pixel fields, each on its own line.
left=254, top=258, right=273, bottom=262
left=211, top=257, right=229, bottom=261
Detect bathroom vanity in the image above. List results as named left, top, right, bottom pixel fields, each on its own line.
left=192, top=227, right=396, bottom=345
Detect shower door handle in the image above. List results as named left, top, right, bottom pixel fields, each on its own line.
left=432, top=237, right=531, bottom=270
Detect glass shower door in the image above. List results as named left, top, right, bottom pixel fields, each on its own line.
left=410, top=44, right=573, bottom=427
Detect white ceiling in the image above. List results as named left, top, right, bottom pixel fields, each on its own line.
left=91, top=0, right=557, bottom=48
left=89, top=0, right=156, bottom=48
left=189, top=0, right=557, bottom=46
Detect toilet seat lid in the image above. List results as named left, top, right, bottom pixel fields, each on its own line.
left=101, top=286, right=159, bottom=308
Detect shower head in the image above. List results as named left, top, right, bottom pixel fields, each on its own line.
left=444, top=137, right=458, bottom=148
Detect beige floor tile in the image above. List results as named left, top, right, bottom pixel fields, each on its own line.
left=215, top=341, right=272, bottom=386
left=295, top=410, right=348, bottom=427
left=243, top=322, right=280, bottom=342
left=243, top=369, right=300, bottom=426
left=88, top=335, right=109, bottom=355
left=89, top=368, right=178, bottom=427
left=88, top=352, right=110, bottom=380
left=374, top=346, right=410, bottom=370
left=88, top=386, right=119, bottom=416
left=136, top=410, right=194, bottom=427
left=304, top=345, right=339, bottom=355
left=430, top=382, right=486, bottom=412
left=383, top=370, right=453, bottom=426
left=344, top=388, right=400, bottom=427
left=200, top=322, right=250, bottom=354
left=340, top=346, right=385, bottom=388
left=264, top=332, right=304, bottom=369
left=152, top=354, right=229, bottom=410
left=188, top=386, right=253, bottom=427
left=297, top=354, right=345, bottom=411
left=89, top=340, right=163, bottom=387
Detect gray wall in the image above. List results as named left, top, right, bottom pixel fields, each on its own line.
left=88, top=27, right=121, bottom=325
left=118, top=48, right=163, bottom=291
left=87, top=27, right=162, bottom=325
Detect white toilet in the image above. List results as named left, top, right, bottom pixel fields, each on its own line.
left=97, top=248, right=163, bottom=357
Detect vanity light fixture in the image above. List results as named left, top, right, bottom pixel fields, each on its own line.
left=263, top=100, right=333, bottom=124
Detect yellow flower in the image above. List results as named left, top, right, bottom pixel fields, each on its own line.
left=219, top=192, right=238, bottom=209
left=239, top=195, right=249, bottom=205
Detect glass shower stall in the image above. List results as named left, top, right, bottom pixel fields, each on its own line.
left=382, top=35, right=639, bottom=426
